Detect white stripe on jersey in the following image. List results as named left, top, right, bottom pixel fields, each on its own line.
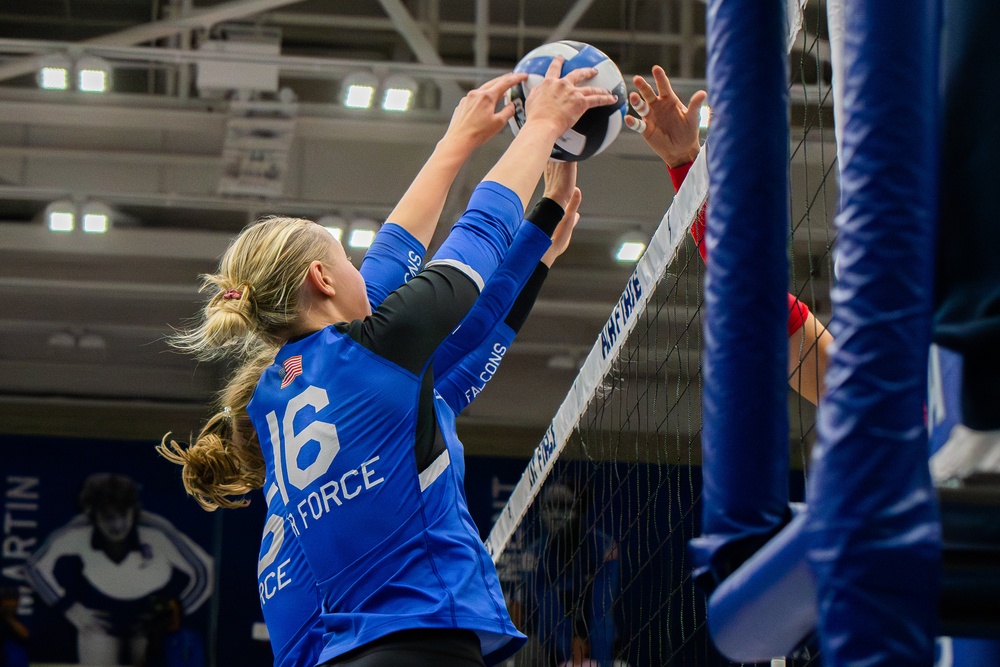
left=425, top=259, right=485, bottom=292
left=419, top=450, right=451, bottom=491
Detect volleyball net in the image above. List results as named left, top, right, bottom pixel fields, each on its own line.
left=487, top=2, right=838, bottom=664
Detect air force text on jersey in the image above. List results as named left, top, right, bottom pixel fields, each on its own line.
left=288, top=456, right=383, bottom=536
left=258, top=456, right=384, bottom=606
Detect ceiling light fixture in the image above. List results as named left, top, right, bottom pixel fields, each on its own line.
left=77, top=56, right=111, bottom=93
left=381, top=75, right=417, bottom=112
left=45, top=200, right=76, bottom=232
left=317, top=214, right=346, bottom=242
left=614, top=232, right=647, bottom=263
left=81, top=201, right=112, bottom=233
left=37, top=54, right=71, bottom=91
left=347, top=218, right=379, bottom=249
left=341, top=72, right=379, bottom=109
left=699, top=105, right=712, bottom=129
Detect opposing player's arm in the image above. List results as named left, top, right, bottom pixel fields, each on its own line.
left=788, top=310, right=834, bottom=406
left=630, top=64, right=832, bottom=405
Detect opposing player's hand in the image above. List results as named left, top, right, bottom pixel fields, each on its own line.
left=524, top=57, right=618, bottom=137
left=542, top=187, right=581, bottom=268
left=542, top=160, right=577, bottom=211
left=625, top=65, right=706, bottom=168
left=443, top=72, right=529, bottom=150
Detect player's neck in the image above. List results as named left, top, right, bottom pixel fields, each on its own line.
left=286, top=298, right=350, bottom=340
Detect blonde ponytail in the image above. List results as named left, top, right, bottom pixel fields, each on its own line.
left=158, top=345, right=277, bottom=510
left=161, top=215, right=338, bottom=510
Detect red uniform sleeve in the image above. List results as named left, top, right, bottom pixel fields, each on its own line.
left=670, top=161, right=810, bottom=338
left=787, top=293, right=809, bottom=337
left=667, top=161, right=694, bottom=193
left=669, top=161, right=708, bottom=263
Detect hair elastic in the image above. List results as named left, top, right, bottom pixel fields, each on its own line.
left=222, top=289, right=243, bottom=301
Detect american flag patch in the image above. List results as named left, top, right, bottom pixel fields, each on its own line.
left=280, top=355, right=303, bottom=389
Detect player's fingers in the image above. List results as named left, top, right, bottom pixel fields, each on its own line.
left=652, top=65, right=675, bottom=99
left=496, top=103, right=517, bottom=123
left=630, top=91, right=650, bottom=118
left=632, top=74, right=657, bottom=102
left=582, top=91, right=618, bottom=109
left=687, top=90, right=708, bottom=118
left=563, top=66, right=599, bottom=85
left=545, top=56, right=565, bottom=79
left=624, top=115, right=647, bottom=134
left=481, top=71, right=527, bottom=96
left=566, top=187, right=583, bottom=218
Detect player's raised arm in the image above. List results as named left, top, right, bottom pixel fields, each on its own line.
left=385, top=72, right=528, bottom=248
left=628, top=64, right=832, bottom=405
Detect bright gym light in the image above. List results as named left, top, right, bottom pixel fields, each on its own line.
left=82, top=213, right=108, bottom=233
left=81, top=201, right=112, bottom=233
left=342, top=72, right=378, bottom=109
left=347, top=218, right=379, bottom=249
left=381, top=75, right=417, bottom=112
left=616, top=241, right=646, bottom=262
left=38, top=54, right=71, bottom=90
left=614, top=232, right=647, bottom=263
left=45, top=200, right=76, bottom=232
left=317, top=215, right=345, bottom=242
left=77, top=57, right=111, bottom=93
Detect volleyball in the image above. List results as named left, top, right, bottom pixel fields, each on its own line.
left=506, top=40, right=628, bottom=162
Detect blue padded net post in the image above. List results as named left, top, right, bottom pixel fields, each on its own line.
left=690, top=0, right=791, bottom=587
left=805, top=1, right=942, bottom=665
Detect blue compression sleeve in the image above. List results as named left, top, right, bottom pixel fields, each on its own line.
left=435, top=263, right=550, bottom=414
left=427, top=181, right=524, bottom=290
left=435, top=321, right=518, bottom=413
left=360, top=222, right=425, bottom=309
left=434, top=220, right=552, bottom=378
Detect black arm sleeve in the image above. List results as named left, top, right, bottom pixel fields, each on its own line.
left=524, top=197, right=563, bottom=237
left=498, top=196, right=560, bottom=333
left=343, top=197, right=564, bottom=375
left=341, top=265, right=480, bottom=376
left=504, top=263, right=550, bottom=333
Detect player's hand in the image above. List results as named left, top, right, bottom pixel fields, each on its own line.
left=625, top=65, right=706, bottom=168
left=542, top=160, right=577, bottom=211
left=542, top=187, right=581, bottom=268
left=442, top=72, right=528, bottom=151
left=65, top=603, right=112, bottom=632
left=524, top=57, right=618, bottom=137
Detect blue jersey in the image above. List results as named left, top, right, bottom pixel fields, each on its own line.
left=253, top=191, right=561, bottom=667
left=360, top=222, right=425, bottom=308
left=248, top=182, right=540, bottom=666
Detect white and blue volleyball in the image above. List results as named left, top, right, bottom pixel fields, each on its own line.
left=507, top=41, right=627, bottom=162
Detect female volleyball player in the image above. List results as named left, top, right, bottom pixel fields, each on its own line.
left=159, top=57, right=613, bottom=667
left=625, top=65, right=833, bottom=405
left=253, top=181, right=582, bottom=667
